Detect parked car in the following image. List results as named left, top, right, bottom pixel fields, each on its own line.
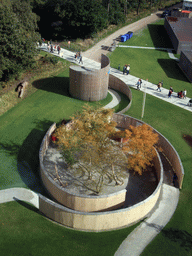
left=162, top=10, right=171, bottom=17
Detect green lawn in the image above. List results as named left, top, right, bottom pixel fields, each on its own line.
left=0, top=201, right=139, bottom=256
left=110, top=20, right=192, bottom=98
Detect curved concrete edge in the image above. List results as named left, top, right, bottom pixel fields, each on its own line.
left=0, top=188, right=39, bottom=209
left=104, top=89, right=121, bottom=109
left=114, top=184, right=180, bottom=256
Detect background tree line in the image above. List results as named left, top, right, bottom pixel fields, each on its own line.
left=0, top=0, right=175, bottom=82
left=32, top=0, right=168, bottom=40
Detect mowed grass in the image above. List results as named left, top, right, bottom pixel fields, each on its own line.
left=110, top=20, right=192, bottom=97
left=0, top=201, right=139, bottom=256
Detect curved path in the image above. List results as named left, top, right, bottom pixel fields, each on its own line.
left=115, top=184, right=180, bottom=256
left=105, top=89, right=121, bottom=109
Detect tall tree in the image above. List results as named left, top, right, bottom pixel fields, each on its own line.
left=0, top=0, right=40, bottom=81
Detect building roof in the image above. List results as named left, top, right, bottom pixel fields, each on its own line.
left=182, top=50, right=192, bottom=61
left=167, top=17, right=192, bottom=42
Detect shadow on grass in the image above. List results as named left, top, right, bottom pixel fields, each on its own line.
left=162, top=228, right=192, bottom=252
left=17, top=120, right=54, bottom=194
left=13, top=197, right=40, bottom=213
left=158, top=59, right=188, bottom=82
left=32, top=76, right=71, bottom=97
left=0, top=119, right=54, bottom=195
left=148, top=24, right=173, bottom=49
left=183, top=134, right=192, bottom=149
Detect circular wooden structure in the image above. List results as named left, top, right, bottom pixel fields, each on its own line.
left=69, top=54, right=110, bottom=101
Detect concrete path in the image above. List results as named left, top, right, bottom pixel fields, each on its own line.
left=0, top=188, right=39, bottom=208
left=105, top=89, right=121, bottom=109
left=114, top=184, right=180, bottom=256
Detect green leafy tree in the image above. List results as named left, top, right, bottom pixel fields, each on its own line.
left=33, top=0, right=108, bottom=39
left=0, top=0, right=40, bottom=81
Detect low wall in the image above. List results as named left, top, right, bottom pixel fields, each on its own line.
left=39, top=124, right=126, bottom=212
left=109, top=74, right=132, bottom=114
left=39, top=115, right=164, bottom=231
left=112, top=114, right=184, bottom=188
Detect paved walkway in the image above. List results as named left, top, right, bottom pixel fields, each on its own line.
left=40, top=44, right=192, bottom=112
left=115, top=184, right=180, bottom=256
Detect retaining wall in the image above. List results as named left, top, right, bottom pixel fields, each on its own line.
left=39, top=123, right=126, bottom=212
left=39, top=115, right=165, bottom=231
left=109, top=74, right=132, bottom=113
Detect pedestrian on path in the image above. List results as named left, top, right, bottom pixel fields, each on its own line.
left=183, top=89, right=187, bottom=99
left=168, top=86, right=173, bottom=98
left=57, top=45, right=61, bottom=55
left=50, top=44, right=53, bottom=53
left=79, top=53, right=83, bottom=65
left=157, top=81, right=162, bottom=92
left=136, top=79, right=141, bottom=90
left=127, top=64, right=130, bottom=75
left=123, top=64, right=127, bottom=75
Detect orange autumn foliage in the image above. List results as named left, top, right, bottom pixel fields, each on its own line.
left=121, top=124, right=159, bottom=175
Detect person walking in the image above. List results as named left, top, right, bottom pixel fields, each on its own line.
left=136, top=79, right=141, bottom=90
left=183, top=89, right=187, bottom=99
left=127, top=64, right=130, bottom=75
left=168, top=86, right=173, bottom=98
left=50, top=44, right=53, bottom=53
left=79, top=53, right=83, bottom=65
left=57, top=44, right=61, bottom=55
left=123, top=65, right=127, bottom=75
left=157, top=82, right=162, bottom=92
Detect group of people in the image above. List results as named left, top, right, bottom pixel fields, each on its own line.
left=47, top=41, right=61, bottom=55
left=123, top=64, right=130, bottom=75
left=75, top=52, right=83, bottom=64
left=177, top=89, right=187, bottom=99
left=156, top=83, right=187, bottom=99
left=168, top=87, right=187, bottom=99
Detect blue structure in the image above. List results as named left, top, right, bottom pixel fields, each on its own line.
left=121, top=31, right=133, bottom=42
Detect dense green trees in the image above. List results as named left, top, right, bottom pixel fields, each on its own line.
left=0, top=0, right=40, bottom=81
left=33, top=0, right=109, bottom=39
left=32, top=0, right=172, bottom=40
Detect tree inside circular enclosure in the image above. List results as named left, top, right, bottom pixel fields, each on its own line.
left=54, top=105, right=159, bottom=194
